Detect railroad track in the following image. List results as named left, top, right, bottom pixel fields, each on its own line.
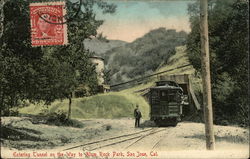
left=62, top=128, right=166, bottom=152
left=151, top=126, right=177, bottom=150
left=124, top=128, right=164, bottom=150
left=122, top=127, right=171, bottom=151
left=151, top=130, right=168, bottom=150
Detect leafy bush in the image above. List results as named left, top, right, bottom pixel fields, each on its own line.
left=2, top=108, right=19, bottom=116
left=46, top=111, right=84, bottom=128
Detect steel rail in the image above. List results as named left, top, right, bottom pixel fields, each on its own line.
left=86, top=128, right=166, bottom=151
left=124, top=128, right=162, bottom=150
left=62, top=128, right=154, bottom=151
left=151, top=127, right=173, bottom=150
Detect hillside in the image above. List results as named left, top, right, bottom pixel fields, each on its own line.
left=84, top=38, right=127, bottom=55
left=19, top=92, right=150, bottom=119
left=121, top=45, right=200, bottom=94
left=19, top=32, right=199, bottom=120
left=104, top=28, right=188, bottom=85
left=18, top=45, right=200, bottom=120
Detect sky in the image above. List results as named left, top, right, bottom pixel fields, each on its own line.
left=95, top=0, right=194, bottom=42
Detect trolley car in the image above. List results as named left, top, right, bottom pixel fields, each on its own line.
left=149, top=81, right=183, bottom=126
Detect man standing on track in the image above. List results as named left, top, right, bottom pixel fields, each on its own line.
left=134, top=104, right=142, bottom=128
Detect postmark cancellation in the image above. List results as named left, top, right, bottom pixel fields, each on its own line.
left=29, top=1, right=68, bottom=46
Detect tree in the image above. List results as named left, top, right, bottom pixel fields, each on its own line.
left=105, top=28, right=187, bottom=85
left=0, top=0, right=116, bottom=118
left=0, top=0, right=5, bottom=38
left=186, top=0, right=249, bottom=125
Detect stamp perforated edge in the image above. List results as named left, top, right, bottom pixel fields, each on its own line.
left=29, top=1, right=68, bottom=47
left=29, top=1, right=65, bottom=7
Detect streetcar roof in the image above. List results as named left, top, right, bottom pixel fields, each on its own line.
left=150, top=86, right=182, bottom=90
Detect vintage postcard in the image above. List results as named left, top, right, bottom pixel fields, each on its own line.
left=0, top=0, right=249, bottom=159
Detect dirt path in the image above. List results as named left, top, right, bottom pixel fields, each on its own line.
left=1, top=117, right=249, bottom=159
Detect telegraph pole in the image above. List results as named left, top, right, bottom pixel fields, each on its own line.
left=200, top=0, right=215, bottom=150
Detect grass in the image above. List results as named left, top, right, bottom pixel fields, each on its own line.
left=1, top=117, right=105, bottom=150
left=156, top=46, right=194, bottom=74
left=156, top=46, right=202, bottom=94
left=19, top=92, right=150, bottom=119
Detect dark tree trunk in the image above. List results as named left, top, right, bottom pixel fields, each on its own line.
left=0, top=90, right=5, bottom=115
left=0, top=0, right=6, bottom=38
left=67, top=92, right=72, bottom=120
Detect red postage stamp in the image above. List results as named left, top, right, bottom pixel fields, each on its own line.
left=29, top=1, right=68, bottom=46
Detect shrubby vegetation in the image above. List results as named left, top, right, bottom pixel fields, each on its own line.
left=46, top=111, right=84, bottom=128
left=0, top=0, right=116, bottom=118
left=186, top=0, right=248, bottom=126
left=104, top=28, right=187, bottom=85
